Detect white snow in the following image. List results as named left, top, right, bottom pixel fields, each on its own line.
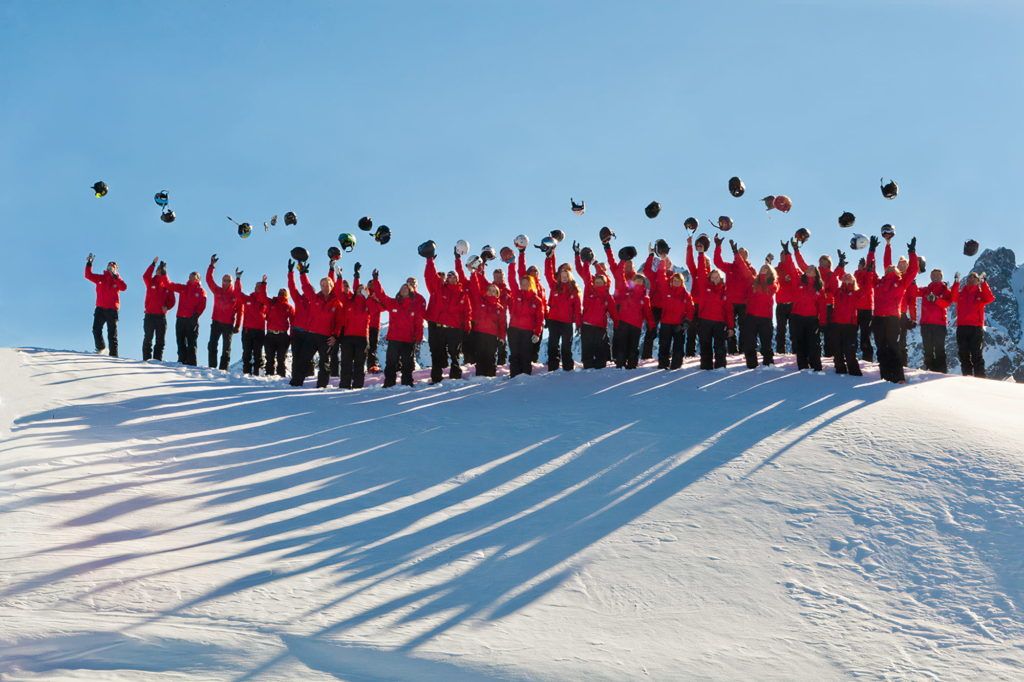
left=1, top=348, right=1022, bottom=680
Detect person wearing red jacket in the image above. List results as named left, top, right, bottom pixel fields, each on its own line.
left=614, top=274, right=655, bottom=369
left=714, top=236, right=755, bottom=355
left=831, top=257, right=863, bottom=376
left=816, top=253, right=838, bottom=359
left=885, top=239, right=918, bottom=367
left=205, top=255, right=243, bottom=371
left=471, top=267, right=510, bottom=366
left=166, top=269, right=207, bottom=366
left=141, top=258, right=176, bottom=361
left=916, top=270, right=954, bottom=373
left=854, top=250, right=878, bottom=362
left=239, top=276, right=270, bottom=375
left=742, top=262, right=779, bottom=368
left=263, top=286, right=293, bottom=377
left=372, top=277, right=425, bottom=387
left=780, top=242, right=826, bottom=371
left=692, top=264, right=733, bottom=370
left=951, top=271, right=996, bottom=378
left=288, top=259, right=311, bottom=379
left=84, top=253, right=128, bottom=357
left=685, top=236, right=711, bottom=357
left=543, top=248, right=582, bottom=372
left=425, top=249, right=472, bottom=383
left=365, top=292, right=385, bottom=374
left=641, top=247, right=669, bottom=360
left=466, top=269, right=507, bottom=377
left=872, top=238, right=919, bottom=383
left=335, top=263, right=374, bottom=389
left=775, top=240, right=808, bottom=354
left=405, top=275, right=429, bottom=369
left=290, top=264, right=342, bottom=388
left=506, top=265, right=546, bottom=377
left=657, top=267, right=695, bottom=370
left=575, top=250, right=616, bottom=369
left=517, top=247, right=548, bottom=363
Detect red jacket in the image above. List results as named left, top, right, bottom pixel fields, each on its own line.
left=902, top=281, right=919, bottom=321
left=830, top=273, right=860, bottom=327
left=775, top=249, right=807, bottom=305
left=854, top=253, right=877, bottom=311
left=951, top=281, right=995, bottom=327
left=746, top=276, right=779, bottom=319
left=167, top=279, right=206, bottom=319
left=425, top=257, right=472, bottom=331
left=206, top=265, right=243, bottom=327
left=686, top=244, right=711, bottom=296
left=288, top=270, right=310, bottom=331
left=507, top=274, right=546, bottom=336
left=240, top=282, right=270, bottom=331
left=85, top=264, right=127, bottom=310
left=713, top=245, right=755, bottom=305
left=692, top=267, right=733, bottom=327
left=873, top=253, right=918, bottom=318
left=917, top=281, right=953, bottom=326
left=614, top=284, right=655, bottom=329
left=642, top=254, right=672, bottom=308
left=603, top=244, right=629, bottom=294
left=372, top=280, right=425, bottom=343
left=338, top=278, right=373, bottom=339
left=659, top=282, right=694, bottom=325
left=470, top=291, right=507, bottom=339
left=266, top=294, right=294, bottom=333
left=142, top=263, right=175, bottom=315
left=300, top=273, right=343, bottom=336
left=781, top=254, right=827, bottom=321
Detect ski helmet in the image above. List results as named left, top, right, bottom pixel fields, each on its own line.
left=537, top=236, right=557, bottom=254
left=571, top=198, right=585, bottom=216
left=550, top=229, right=565, bottom=243
left=880, top=224, right=896, bottom=239
left=291, top=246, right=310, bottom=262
left=618, top=245, right=638, bottom=261
left=654, top=239, right=670, bottom=256
left=963, top=239, right=980, bottom=257
left=91, top=181, right=108, bottom=198
left=728, top=176, right=745, bottom=198
left=500, top=246, right=516, bottom=264
left=683, top=217, right=699, bottom=232
left=850, top=233, right=869, bottom=250
left=455, top=239, right=471, bottom=256
left=418, top=240, right=437, bottom=259
left=514, top=234, right=530, bottom=249
left=480, top=245, right=496, bottom=261
left=880, top=178, right=899, bottom=200
left=466, top=255, right=483, bottom=271
left=269, top=214, right=278, bottom=227
left=761, top=195, right=776, bottom=210
left=773, top=195, right=793, bottom=213
left=695, top=233, right=711, bottom=252
left=717, top=216, right=734, bottom=231
left=338, top=232, right=357, bottom=252
left=358, top=216, right=373, bottom=232
left=599, top=226, right=615, bottom=244
left=645, top=201, right=662, bottom=219
left=327, top=246, right=341, bottom=261
left=154, top=190, right=169, bottom=207
left=838, top=211, right=856, bottom=228
left=794, top=227, right=811, bottom=244
left=580, top=246, right=595, bottom=263
left=237, top=222, right=252, bottom=238
left=160, top=208, right=176, bottom=224
left=373, top=225, right=391, bottom=245
left=284, top=211, right=298, bottom=226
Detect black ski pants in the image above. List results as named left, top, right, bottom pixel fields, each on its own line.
left=92, top=307, right=119, bottom=357
left=142, top=312, right=167, bottom=361
left=208, top=321, right=234, bottom=370
left=741, top=314, right=773, bottom=368
left=920, top=323, right=948, bottom=374
left=956, top=326, right=985, bottom=378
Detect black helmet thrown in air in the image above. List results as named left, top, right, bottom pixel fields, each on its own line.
left=327, top=246, right=341, bottom=261
left=358, top=216, right=373, bottom=231
left=418, top=240, right=437, bottom=259
left=838, top=211, right=856, bottom=228
left=291, top=246, right=310, bottom=262
left=683, top=217, right=698, bottom=232
left=881, top=178, right=899, bottom=200
left=728, top=176, right=745, bottom=198
left=963, top=239, right=980, bottom=257
left=160, top=208, right=176, bottom=224
left=284, top=211, right=298, bottom=226
left=599, top=226, right=615, bottom=243
left=92, top=181, right=108, bottom=198
left=373, top=225, right=391, bottom=245
left=645, top=201, right=661, bottom=219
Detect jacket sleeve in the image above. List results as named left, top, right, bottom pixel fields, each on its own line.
left=883, top=242, right=893, bottom=270
left=205, top=265, right=220, bottom=294
left=164, top=289, right=176, bottom=312
left=604, top=244, right=623, bottom=290
left=300, top=272, right=316, bottom=301
left=507, top=263, right=520, bottom=294
left=643, top=298, right=655, bottom=328
left=713, top=244, right=730, bottom=273
left=288, top=270, right=302, bottom=304
left=574, top=252, right=590, bottom=286
left=455, top=255, right=468, bottom=286
left=115, top=275, right=127, bottom=292
left=370, top=279, right=397, bottom=308
left=143, top=262, right=155, bottom=287
left=686, top=243, right=697, bottom=277
left=424, top=258, right=439, bottom=295
left=544, top=253, right=557, bottom=289
left=517, top=249, right=527, bottom=280
left=980, top=282, right=996, bottom=305
left=950, top=280, right=960, bottom=303
left=195, top=289, right=207, bottom=318
left=643, top=253, right=656, bottom=280
left=897, top=253, right=919, bottom=297
left=534, top=297, right=545, bottom=337
left=793, top=249, right=808, bottom=273
left=84, top=263, right=102, bottom=284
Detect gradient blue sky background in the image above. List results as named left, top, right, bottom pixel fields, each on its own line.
left=1, top=1, right=1021, bottom=355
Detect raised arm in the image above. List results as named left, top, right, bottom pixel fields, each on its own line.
left=84, top=262, right=102, bottom=284
left=507, top=262, right=520, bottom=294
left=713, top=242, right=731, bottom=272
left=424, top=257, right=440, bottom=295
left=544, top=252, right=557, bottom=290
left=883, top=242, right=893, bottom=270
left=454, top=254, right=469, bottom=287
left=574, top=252, right=592, bottom=286
left=205, top=264, right=221, bottom=294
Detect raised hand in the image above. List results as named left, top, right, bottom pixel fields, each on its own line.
left=354, top=262, right=362, bottom=276
left=261, top=274, right=268, bottom=283
left=869, top=235, right=880, bottom=251
left=572, top=240, right=581, bottom=255
left=158, top=260, right=166, bottom=272
left=780, top=240, right=790, bottom=254
left=235, top=268, right=243, bottom=278
left=907, top=237, right=917, bottom=254
left=837, top=249, right=847, bottom=268
left=790, top=238, right=800, bottom=251
left=152, top=256, right=159, bottom=265
left=288, top=259, right=295, bottom=273
left=713, top=234, right=724, bottom=247
left=86, top=252, right=95, bottom=265
left=729, top=239, right=738, bottom=253
left=954, top=271, right=960, bottom=282
left=765, top=253, right=775, bottom=264
left=372, top=268, right=379, bottom=280
left=298, top=261, right=310, bottom=275
left=210, top=253, right=219, bottom=265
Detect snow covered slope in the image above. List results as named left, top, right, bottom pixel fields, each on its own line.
left=1, top=349, right=1022, bottom=680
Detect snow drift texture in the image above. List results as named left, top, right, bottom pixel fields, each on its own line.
left=1, top=348, right=1022, bottom=680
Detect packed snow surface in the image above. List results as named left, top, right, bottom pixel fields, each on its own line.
left=1, top=348, right=1022, bottom=680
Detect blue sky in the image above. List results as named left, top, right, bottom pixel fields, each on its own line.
left=1, top=1, right=1021, bottom=353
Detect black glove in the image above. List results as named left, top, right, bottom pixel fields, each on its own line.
left=836, top=249, right=847, bottom=268
left=907, top=237, right=917, bottom=254
left=729, top=239, right=738, bottom=253
left=372, top=268, right=379, bottom=280
left=354, top=262, right=362, bottom=277
left=869, top=235, right=880, bottom=252
left=572, top=240, right=580, bottom=255
left=235, top=268, right=243, bottom=278
left=954, top=271, right=961, bottom=283
left=298, top=261, right=310, bottom=275
left=86, top=252, right=95, bottom=265
left=714, top=234, right=724, bottom=247
left=210, top=254, right=219, bottom=265
left=780, top=240, right=790, bottom=255
left=288, top=259, right=295, bottom=273
left=454, top=246, right=459, bottom=258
